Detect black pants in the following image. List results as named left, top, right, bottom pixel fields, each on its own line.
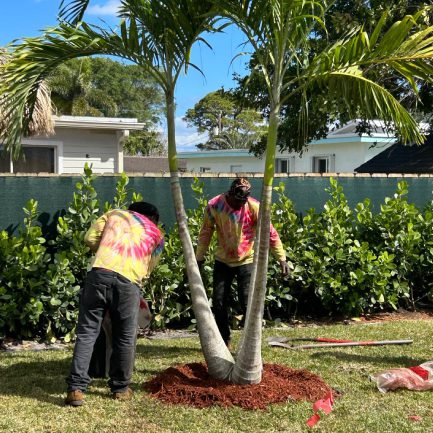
left=212, top=260, right=252, bottom=344
left=66, top=268, right=140, bottom=393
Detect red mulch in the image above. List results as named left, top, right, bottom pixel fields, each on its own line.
left=143, top=362, right=332, bottom=410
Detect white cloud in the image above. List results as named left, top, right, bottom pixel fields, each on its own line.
left=159, top=117, right=207, bottom=152
left=88, top=0, right=121, bottom=17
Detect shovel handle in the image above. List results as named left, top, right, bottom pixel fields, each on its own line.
left=269, top=339, right=413, bottom=349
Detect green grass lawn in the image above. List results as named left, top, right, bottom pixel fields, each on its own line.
left=1, top=318, right=433, bottom=433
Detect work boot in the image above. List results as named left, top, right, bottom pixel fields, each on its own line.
left=65, top=390, right=85, bottom=407
left=112, top=387, right=133, bottom=400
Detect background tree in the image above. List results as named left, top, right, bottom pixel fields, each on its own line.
left=123, top=130, right=167, bottom=156
left=48, top=57, right=117, bottom=117
left=183, top=89, right=265, bottom=149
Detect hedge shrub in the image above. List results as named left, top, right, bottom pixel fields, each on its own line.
left=1, top=168, right=433, bottom=340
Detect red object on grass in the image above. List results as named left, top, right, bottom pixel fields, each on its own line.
left=408, top=365, right=429, bottom=380
left=306, top=391, right=334, bottom=427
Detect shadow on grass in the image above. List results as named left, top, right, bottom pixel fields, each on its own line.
left=310, top=350, right=425, bottom=366
left=0, top=343, right=202, bottom=406
left=135, top=343, right=202, bottom=358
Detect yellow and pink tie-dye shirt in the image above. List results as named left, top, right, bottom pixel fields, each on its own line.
left=196, top=194, right=286, bottom=267
left=84, top=210, right=164, bottom=285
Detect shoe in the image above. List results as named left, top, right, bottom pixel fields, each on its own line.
left=112, top=387, right=133, bottom=400
left=65, top=390, right=84, bottom=407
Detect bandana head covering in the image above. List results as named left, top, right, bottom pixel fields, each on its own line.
left=228, top=177, right=251, bottom=202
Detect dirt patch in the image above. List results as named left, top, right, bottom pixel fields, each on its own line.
left=143, top=362, right=332, bottom=410
left=359, top=309, right=433, bottom=323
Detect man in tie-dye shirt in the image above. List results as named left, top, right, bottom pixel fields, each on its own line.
left=196, top=178, right=288, bottom=348
left=65, top=202, right=164, bottom=406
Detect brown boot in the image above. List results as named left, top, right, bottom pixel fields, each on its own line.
left=65, top=390, right=84, bottom=407
left=112, top=388, right=133, bottom=400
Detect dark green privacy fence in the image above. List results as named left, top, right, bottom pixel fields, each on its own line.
left=1, top=173, right=433, bottom=234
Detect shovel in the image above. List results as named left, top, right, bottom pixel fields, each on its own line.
left=267, top=336, right=413, bottom=350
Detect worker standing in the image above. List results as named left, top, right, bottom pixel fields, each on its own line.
left=196, top=178, right=288, bottom=349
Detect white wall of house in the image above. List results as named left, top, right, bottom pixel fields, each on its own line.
left=180, top=150, right=266, bottom=173
left=54, top=128, right=118, bottom=173
left=179, top=123, right=396, bottom=174
left=2, top=116, right=144, bottom=174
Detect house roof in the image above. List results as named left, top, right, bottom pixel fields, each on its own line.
left=53, top=115, right=145, bottom=131
left=355, top=134, right=433, bottom=173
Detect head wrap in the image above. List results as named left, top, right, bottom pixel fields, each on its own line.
left=228, top=177, right=251, bottom=202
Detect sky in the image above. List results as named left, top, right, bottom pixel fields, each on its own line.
left=0, top=0, right=251, bottom=151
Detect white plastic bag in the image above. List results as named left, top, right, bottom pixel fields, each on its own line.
left=371, top=361, right=433, bottom=393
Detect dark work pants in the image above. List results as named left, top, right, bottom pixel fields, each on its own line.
left=66, top=268, right=140, bottom=393
left=212, top=260, right=252, bottom=345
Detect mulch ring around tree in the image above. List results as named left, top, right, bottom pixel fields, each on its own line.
left=143, top=362, right=334, bottom=410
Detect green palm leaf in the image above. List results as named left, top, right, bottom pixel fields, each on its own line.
left=59, top=0, right=90, bottom=24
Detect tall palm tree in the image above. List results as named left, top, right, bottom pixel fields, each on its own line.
left=215, top=0, right=433, bottom=384
left=2, top=0, right=433, bottom=386
left=0, top=0, right=235, bottom=380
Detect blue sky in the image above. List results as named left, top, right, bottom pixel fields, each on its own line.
left=0, top=0, right=251, bottom=151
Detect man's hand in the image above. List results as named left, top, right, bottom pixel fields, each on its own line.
left=279, top=260, right=290, bottom=276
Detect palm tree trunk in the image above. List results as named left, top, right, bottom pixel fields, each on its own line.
left=232, top=106, right=280, bottom=384
left=165, top=89, right=235, bottom=380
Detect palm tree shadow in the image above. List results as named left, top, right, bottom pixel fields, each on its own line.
left=135, top=344, right=202, bottom=359
left=0, top=342, right=203, bottom=406
left=0, top=356, right=71, bottom=406
left=310, top=351, right=425, bottom=366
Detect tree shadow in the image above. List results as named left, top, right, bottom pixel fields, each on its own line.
left=0, top=357, right=71, bottom=406
left=310, top=350, right=425, bottom=366
left=135, top=343, right=202, bottom=359
left=0, top=342, right=203, bottom=406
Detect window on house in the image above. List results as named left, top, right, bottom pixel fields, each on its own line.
left=0, top=151, right=11, bottom=173
left=312, top=156, right=334, bottom=173
left=0, top=146, right=55, bottom=173
left=276, top=158, right=294, bottom=173
left=230, top=165, right=242, bottom=173
left=199, top=167, right=211, bottom=173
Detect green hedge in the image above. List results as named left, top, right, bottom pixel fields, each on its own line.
left=1, top=166, right=433, bottom=341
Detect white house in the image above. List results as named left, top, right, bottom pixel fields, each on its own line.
left=0, top=115, right=145, bottom=174
left=178, top=121, right=397, bottom=174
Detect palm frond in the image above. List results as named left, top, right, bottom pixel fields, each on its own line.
left=0, top=23, right=152, bottom=156
left=0, top=49, right=54, bottom=149
left=58, top=0, right=90, bottom=24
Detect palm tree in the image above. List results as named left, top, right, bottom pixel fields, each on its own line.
left=2, top=0, right=433, bottom=386
left=48, top=58, right=118, bottom=117
left=0, top=49, right=54, bottom=156
left=0, top=0, right=235, bottom=380
left=215, top=0, right=433, bottom=384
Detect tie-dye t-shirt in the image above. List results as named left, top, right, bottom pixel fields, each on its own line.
left=196, top=194, right=286, bottom=267
left=84, top=210, right=164, bottom=285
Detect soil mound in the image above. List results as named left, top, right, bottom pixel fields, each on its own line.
left=143, top=362, right=332, bottom=410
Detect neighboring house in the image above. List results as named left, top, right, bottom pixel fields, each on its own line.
left=124, top=156, right=187, bottom=173
left=355, top=134, right=433, bottom=173
left=0, top=115, right=145, bottom=174
left=178, top=121, right=397, bottom=173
